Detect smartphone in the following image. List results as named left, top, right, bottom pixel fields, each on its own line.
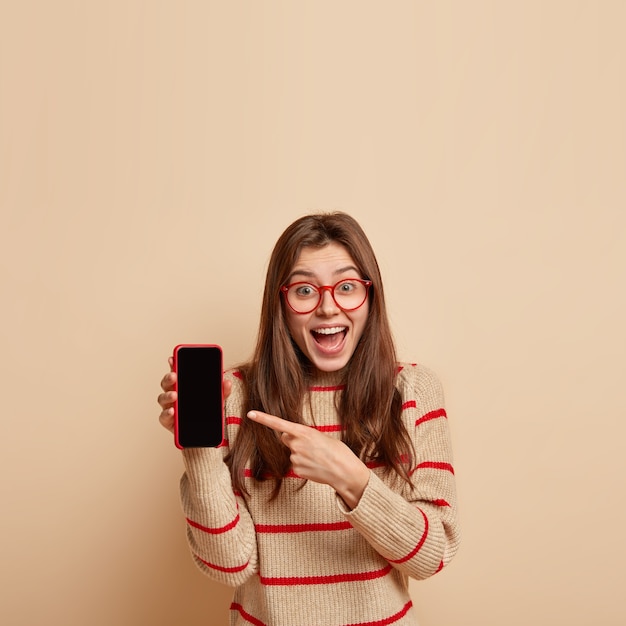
left=173, top=344, right=224, bottom=449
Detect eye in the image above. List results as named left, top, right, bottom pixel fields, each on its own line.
left=294, top=284, right=317, bottom=297
left=337, top=280, right=357, bottom=293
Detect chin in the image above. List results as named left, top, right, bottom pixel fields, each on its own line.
left=311, top=359, right=349, bottom=373
left=306, top=348, right=354, bottom=373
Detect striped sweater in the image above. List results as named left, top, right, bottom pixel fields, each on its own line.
left=179, top=363, right=460, bottom=626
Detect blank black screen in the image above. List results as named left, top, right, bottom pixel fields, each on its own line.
left=175, top=346, right=223, bottom=447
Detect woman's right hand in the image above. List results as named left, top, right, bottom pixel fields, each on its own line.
left=157, top=356, right=232, bottom=434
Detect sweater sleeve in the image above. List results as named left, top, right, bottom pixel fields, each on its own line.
left=338, top=364, right=460, bottom=580
left=178, top=372, right=258, bottom=587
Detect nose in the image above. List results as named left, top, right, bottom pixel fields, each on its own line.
left=316, top=286, right=340, bottom=316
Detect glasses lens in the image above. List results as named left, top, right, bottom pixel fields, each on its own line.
left=333, top=279, right=367, bottom=310
left=286, top=283, right=320, bottom=313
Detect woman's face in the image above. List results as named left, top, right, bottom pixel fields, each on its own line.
left=283, top=242, right=370, bottom=373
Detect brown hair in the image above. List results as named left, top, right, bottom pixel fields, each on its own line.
left=226, top=212, right=414, bottom=497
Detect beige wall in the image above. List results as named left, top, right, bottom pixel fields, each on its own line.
left=1, top=2, right=625, bottom=625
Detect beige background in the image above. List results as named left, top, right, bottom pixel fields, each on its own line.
left=1, top=1, right=625, bottom=625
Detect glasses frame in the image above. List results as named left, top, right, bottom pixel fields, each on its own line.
left=280, top=277, right=372, bottom=314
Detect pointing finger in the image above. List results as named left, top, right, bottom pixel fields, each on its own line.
left=247, top=411, right=300, bottom=435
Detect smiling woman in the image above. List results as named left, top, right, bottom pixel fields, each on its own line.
left=158, top=212, right=460, bottom=626
left=282, top=243, right=371, bottom=372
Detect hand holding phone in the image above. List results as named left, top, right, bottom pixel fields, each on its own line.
left=172, top=344, right=224, bottom=449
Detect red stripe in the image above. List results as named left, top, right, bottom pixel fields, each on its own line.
left=314, top=424, right=343, bottom=432
left=430, top=499, right=450, bottom=507
left=232, top=592, right=412, bottom=626
left=412, top=461, right=455, bottom=475
left=415, top=408, right=447, bottom=426
left=345, top=600, right=413, bottom=626
left=230, top=603, right=266, bottom=626
left=261, top=564, right=392, bottom=586
left=196, top=555, right=249, bottom=573
left=186, top=513, right=239, bottom=535
left=390, top=509, right=428, bottom=564
left=231, top=598, right=413, bottom=626
left=243, top=468, right=303, bottom=479
left=229, top=415, right=340, bottom=433
left=255, top=521, right=352, bottom=533
left=366, top=460, right=386, bottom=470
left=309, top=384, right=346, bottom=392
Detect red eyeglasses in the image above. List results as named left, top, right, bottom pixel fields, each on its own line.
left=281, top=278, right=372, bottom=314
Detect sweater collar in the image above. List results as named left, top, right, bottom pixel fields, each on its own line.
left=307, top=365, right=349, bottom=389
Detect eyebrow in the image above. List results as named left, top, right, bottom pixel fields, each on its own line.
left=288, top=265, right=361, bottom=283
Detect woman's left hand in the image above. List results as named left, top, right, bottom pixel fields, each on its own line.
left=247, top=410, right=370, bottom=509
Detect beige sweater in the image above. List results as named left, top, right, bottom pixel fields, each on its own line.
left=180, top=363, right=460, bottom=626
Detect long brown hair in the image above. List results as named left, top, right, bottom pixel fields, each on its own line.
left=226, top=212, right=414, bottom=496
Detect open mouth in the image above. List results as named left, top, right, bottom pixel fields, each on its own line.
left=311, top=326, right=348, bottom=351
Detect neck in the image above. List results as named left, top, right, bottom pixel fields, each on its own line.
left=308, top=364, right=349, bottom=386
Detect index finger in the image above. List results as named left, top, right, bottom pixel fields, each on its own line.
left=247, top=411, right=302, bottom=435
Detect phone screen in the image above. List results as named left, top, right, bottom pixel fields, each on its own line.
left=173, top=344, right=224, bottom=448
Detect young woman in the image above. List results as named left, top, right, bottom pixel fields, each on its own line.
left=158, top=212, right=460, bottom=626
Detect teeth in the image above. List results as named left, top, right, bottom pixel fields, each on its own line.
left=313, top=326, right=346, bottom=335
